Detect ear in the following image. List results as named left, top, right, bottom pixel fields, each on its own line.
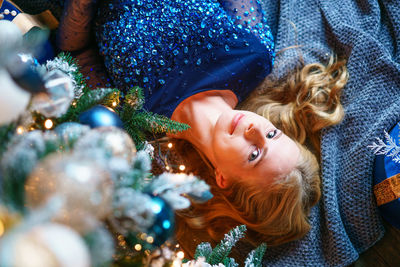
left=215, top=168, right=229, bottom=189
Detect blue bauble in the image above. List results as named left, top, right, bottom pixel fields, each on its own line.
left=79, top=105, right=123, bottom=129
left=148, top=196, right=175, bottom=246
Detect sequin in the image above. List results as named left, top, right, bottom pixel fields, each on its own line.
left=96, top=0, right=275, bottom=111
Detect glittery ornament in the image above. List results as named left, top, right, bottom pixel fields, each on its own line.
left=79, top=105, right=124, bottom=129
left=30, top=69, right=74, bottom=118
left=74, top=126, right=137, bottom=164
left=0, top=223, right=90, bottom=267
left=25, top=153, right=113, bottom=233
left=54, top=122, right=91, bottom=147
left=147, top=196, right=175, bottom=246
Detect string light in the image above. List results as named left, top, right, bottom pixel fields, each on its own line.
left=179, top=165, right=186, bottom=171
left=146, top=236, right=154, bottom=244
left=16, top=126, right=24, bottom=135
left=134, top=244, right=142, bottom=251
left=167, top=143, right=173, bottom=149
left=172, top=260, right=181, bottom=267
left=140, top=233, right=147, bottom=240
left=112, top=101, right=118, bottom=107
left=166, top=166, right=171, bottom=171
left=44, top=119, right=53, bottom=129
left=0, top=219, right=4, bottom=237
left=176, top=251, right=185, bottom=259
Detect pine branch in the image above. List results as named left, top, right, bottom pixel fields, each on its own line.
left=223, top=257, right=239, bottom=267
left=244, top=243, right=267, bottom=267
left=194, top=242, right=213, bottom=260
left=207, top=225, right=246, bottom=265
left=57, top=88, right=120, bottom=123
left=56, top=52, right=89, bottom=94
left=0, top=123, right=16, bottom=156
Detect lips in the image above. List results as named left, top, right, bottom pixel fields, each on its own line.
left=230, top=113, right=244, bottom=134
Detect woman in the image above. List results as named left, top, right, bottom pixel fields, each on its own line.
left=47, top=0, right=346, bottom=258
left=93, top=0, right=348, bottom=252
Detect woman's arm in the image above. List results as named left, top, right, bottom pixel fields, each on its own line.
left=57, top=0, right=109, bottom=88
left=57, top=0, right=98, bottom=51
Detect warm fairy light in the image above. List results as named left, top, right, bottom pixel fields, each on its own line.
left=140, top=233, right=147, bottom=240
left=44, top=119, right=53, bottom=129
left=175, top=244, right=180, bottom=248
left=172, top=260, right=181, bottom=267
left=177, top=251, right=185, bottom=259
left=16, top=126, right=24, bottom=135
left=166, top=166, right=171, bottom=171
left=167, top=142, right=173, bottom=148
left=0, top=219, right=4, bottom=237
left=179, top=165, right=186, bottom=171
left=72, top=101, right=77, bottom=106
left=146, top=236, right=154, bottom=244
left=112, top=101, right=117, bottom=107
left=134, top=244, right=142, bottom=251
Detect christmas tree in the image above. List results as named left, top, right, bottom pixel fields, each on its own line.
left=0, top=18, right=266, bottom=266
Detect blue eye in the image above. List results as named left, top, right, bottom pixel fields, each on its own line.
left=267, top=129, right=277, bottom=139
left=249, top=148, right=260, bottom=161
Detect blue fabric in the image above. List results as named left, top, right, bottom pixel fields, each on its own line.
left=95, top=0, right=274, bottom=117
left=373, top=125, right=400, bottom=230
left=255, top=0, right=400, bottom=266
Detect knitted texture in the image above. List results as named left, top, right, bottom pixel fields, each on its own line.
left=257, top=0, right=400, bottom=266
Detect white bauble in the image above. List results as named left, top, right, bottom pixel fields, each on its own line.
left=0, top=69, right=31, bottom=125
left=0, top=20, right=23, bottom=51
left=12, top=223, right=91, bottom=267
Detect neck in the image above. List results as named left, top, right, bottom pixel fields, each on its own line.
left=170, top=90, right=237, bottom=163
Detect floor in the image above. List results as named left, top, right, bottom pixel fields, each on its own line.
left=351, top=221, right=400, bottom=267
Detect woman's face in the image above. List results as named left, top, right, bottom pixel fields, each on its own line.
left=211, top=110, right=300, bottom=188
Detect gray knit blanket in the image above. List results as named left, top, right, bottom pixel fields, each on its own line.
left=258, top=0, right=400, bottom=266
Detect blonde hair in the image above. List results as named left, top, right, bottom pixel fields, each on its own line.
left=175, top=55, right=348, bottom=257
left=241, top=56, right=348, bottom=154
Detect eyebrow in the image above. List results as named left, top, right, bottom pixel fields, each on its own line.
left=254, top=148, right=267, bottom=168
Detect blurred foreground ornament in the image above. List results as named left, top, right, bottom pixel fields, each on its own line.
left=6, top=53, right=47, bottom=94
left=83, top=226, right=115, bottom=267
left=75, top=126, right=137, bottom=164
left=25, top=153, right=113, bottom=233
left=0, top=223, right=91, bottom=267
left=79, top=105, right=124, bottom=129
left=0, top=69, right=31, bottom=125
left=30, top=69, right=74, bottom=117
left=147, top=196, right=175, bottom=246
left=1, top=130, right=59, bottom=209
left=0, top=21, right=23, bottom=64
left=54, top=122, right=90, bottom=148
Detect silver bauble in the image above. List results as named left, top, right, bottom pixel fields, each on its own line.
left=25, top=153, right=113, bottom=233
left=74, top=126, right=137, bottom=164
left=30, top=69, right=74, bottom=117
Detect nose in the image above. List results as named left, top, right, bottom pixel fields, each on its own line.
left=244, top=124, right=265, bottom=147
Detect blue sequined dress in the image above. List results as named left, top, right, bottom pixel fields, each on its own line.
left=96, top=0, right=274, bottom=117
